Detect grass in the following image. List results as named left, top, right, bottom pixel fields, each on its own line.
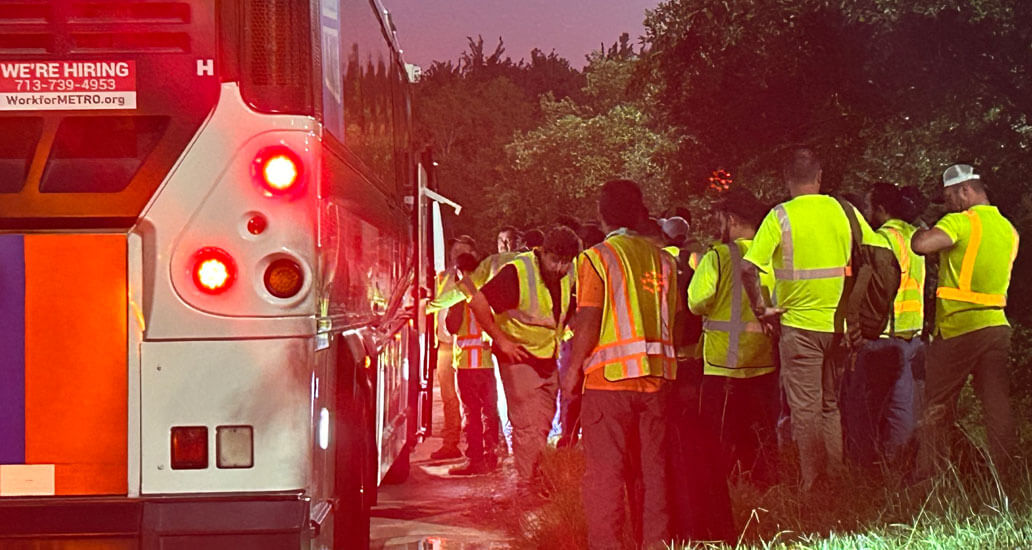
left=506, top=430, right=1032, bottom=549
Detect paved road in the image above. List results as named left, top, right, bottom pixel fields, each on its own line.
left=371, top=387, right=516, bottom=549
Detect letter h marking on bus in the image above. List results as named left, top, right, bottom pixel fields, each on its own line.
left=196, top=59, right=214, bottom=77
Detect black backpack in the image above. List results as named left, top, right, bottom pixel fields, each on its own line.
left=835, top=198, right=901, bottom=345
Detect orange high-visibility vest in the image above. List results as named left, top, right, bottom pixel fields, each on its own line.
left=453, top=302, right=493, bottom=369
left=582, top=230, right=678, bottom=382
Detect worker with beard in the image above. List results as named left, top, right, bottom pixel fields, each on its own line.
left=469, top=226, right=580, bottom=498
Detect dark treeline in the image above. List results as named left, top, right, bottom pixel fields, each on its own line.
left=413, top=1, right=1032, bottom=333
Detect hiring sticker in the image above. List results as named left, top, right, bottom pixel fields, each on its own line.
left=0, top=60, right=137, bottom=111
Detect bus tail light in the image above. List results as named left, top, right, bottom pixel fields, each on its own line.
left=253, top=147, right=303, bottom=196
left=192, top=247, right=237, bottom=294
left=264, top=258, right=304, bottom=298
left=216, top=426, right=254, bottom=469
left=170, top=426, right=208, bottom=470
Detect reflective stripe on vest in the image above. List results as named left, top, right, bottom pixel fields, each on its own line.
left=454, top=302, right=492, bottom=369
left=702, top=244, right=768, bottom=369
left=583, top=234, right=677, bottom=380
left=773, top=205, right=850, bottom=280
left=496, top=252, right=571, bottom=358
left=935, top=210, right=1016, bottom=307
left=883, top=227, right=923, bottom=318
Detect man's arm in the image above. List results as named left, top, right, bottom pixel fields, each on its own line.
left=469, top=291, right=530, bottom=362
left=562, top=306, right=602, bottom=395
left=687, top=250, right=719, bottom=316
left=911, top=228, right=954, bottom=256
left=741, top=261, right=783, bottom=324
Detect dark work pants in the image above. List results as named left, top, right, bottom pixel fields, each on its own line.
left=457, top=368, right=500, bottom=462
left=842, top=337, right=920, bottom=467
left=698, top=372, right=779, bottom=487
left=582, top=387, right=671, bottom=550
left=917, top=326, right=1014, bottom=476
left=669, top=371, right=735, bottom=543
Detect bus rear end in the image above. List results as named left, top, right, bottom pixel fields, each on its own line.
left=0, top=1, right=403, bottom=548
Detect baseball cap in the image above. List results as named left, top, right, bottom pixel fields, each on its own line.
left=660, top=216, right=689, bottom=240
left=942, top=164, right=980, bottom=187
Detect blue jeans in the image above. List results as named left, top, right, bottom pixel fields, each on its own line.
left=843, top=337, right=920, bottom=465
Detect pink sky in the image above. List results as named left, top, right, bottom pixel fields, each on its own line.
left=386, top=0, right=663, bottom=69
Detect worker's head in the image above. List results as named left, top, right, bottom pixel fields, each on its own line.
left=497, top=225, right=519, bottom=253
left=942, top=164, right=988, bottom=213
left=522, top=228, right=545, bottom=250
left=867, top=182, right=926, bottom=226
left=782, top=148, right=821, bottom=196
left=578, top=223, right=606, bottom=249
left=714, top=189, right=768, bottom=242
left=598, top=179, right=648, bottom=232
left=447, top=235, right=476, bottom=267
left=539, top=225, right=580, bottom=283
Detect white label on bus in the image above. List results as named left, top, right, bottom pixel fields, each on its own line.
left=0, top=60, right=137, bottom=111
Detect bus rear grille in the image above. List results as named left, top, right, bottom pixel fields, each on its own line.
left=0, top=1, right=193, bottom=54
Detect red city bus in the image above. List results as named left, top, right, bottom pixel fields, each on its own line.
left=0, top=1, right=435, bottom=548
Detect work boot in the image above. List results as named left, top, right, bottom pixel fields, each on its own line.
left=449, top=459, right=491, bottom=476
left=430, top=445, right=462, bottom=460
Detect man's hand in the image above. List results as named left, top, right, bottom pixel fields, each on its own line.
left=755, top=307, right=785, bottom=338
left=494, top=333, right=531, bottom=363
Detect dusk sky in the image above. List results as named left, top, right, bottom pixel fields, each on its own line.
left=386, top=0, right=664, bottom=69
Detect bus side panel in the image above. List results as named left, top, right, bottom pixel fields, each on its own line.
left=140, top=339, right=311, bottom=494
left=0, top=234, right=127, bottom=497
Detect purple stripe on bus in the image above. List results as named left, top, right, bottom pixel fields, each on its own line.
left=0, top=234, right=25, bottom=464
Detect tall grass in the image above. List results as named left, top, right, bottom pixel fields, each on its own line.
left=507, top=430, right=1032, bottom=549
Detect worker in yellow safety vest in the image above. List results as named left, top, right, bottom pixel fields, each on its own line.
left=444, top=251, right=501, bottom=476
left=425, top=235, right=477, bottom=460
left=740, top=148, right=889, bottom=492
left=912, top=163, right=1019, bottom=478
left=565, top=179, right=679, bottom=549
left=688, top=189, right=778, bottom=488
left=469, top=226, right=580, bottom=494
left=842, top=182, right=927, bottom=467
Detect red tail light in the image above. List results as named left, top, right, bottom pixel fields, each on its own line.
left=192, top=247, right=236, bottom=294
left=171, top=426, right=208, bottom=470
left=253, top=146, right=303, bottom=196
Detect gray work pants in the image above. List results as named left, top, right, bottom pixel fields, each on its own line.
left=498, top=361, right=558, bottom=483
left=779, top=326, right=847, bottom=490
left=581, top=388, right=671, bottom=550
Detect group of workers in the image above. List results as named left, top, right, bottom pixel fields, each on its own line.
left=426, top=148, right=1019, bottom=548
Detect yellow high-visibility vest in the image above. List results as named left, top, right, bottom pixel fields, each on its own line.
left=743, top=194, right=887, bottom=333
left=582, top=230, right=678, bottom=382
left=495, top=251, right=572, bottom=359
left=690, top=240, right=775, bottom=378
left=878, top=220, right=925, bottom=336
left=933, top=205, right=1019, bottom=338
left=461, top=251, right=519, bottom=297
left=452, top=302, right=493, bottom=369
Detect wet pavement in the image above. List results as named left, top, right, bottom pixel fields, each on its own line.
left=371, top=386, right=517, bottom=550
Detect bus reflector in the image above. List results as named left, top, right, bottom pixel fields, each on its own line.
left=216, top=426, right=254, bottom=469
left=253, top=147, right=303, bottom=196
left=264, top=258, right=304, bottom=298
left=192, top=247, right=236, bottom=294
left=170, top=426, right=208, bottom=470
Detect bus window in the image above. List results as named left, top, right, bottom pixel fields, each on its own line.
left=337, top=0, right=396, bottom=190
left=0, top=117, right=41, bottom=192
left=41, top=116, right=168, bottom=193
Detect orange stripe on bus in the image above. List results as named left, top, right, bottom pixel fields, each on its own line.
left=23, top=234, right=127, bottom=495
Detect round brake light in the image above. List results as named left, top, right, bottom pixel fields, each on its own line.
left=192, top=247, right=236, bottom=294
left=253, top=146, right=303, bottom=196
left=264, top=258, right=304, bottom=298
